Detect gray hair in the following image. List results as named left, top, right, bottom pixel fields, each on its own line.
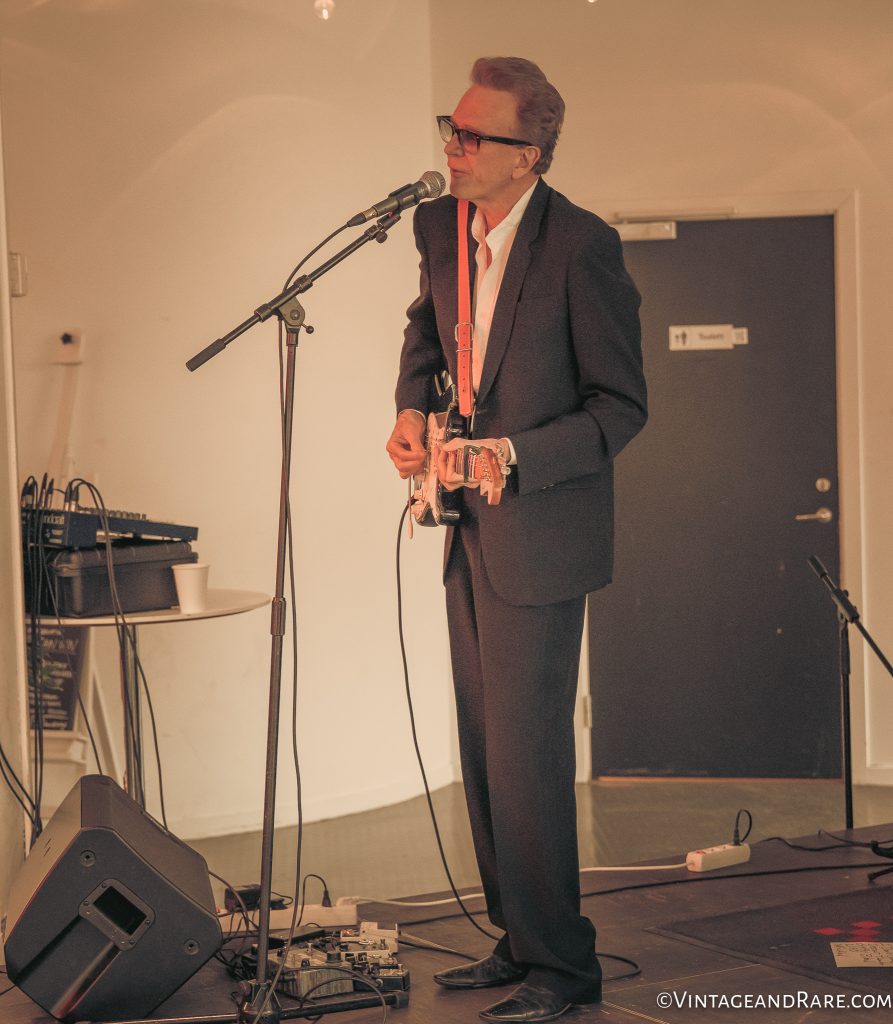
left=471, top=57, right=565, bottom=174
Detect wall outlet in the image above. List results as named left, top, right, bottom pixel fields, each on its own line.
left=8, top=252, right=28, bottom=297
left=54, top=330, right=85, bottom=365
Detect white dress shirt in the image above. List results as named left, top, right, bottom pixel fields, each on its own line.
left=402, top=179, right=539, bottom=466
left=470, top=179, right=537, bottom=394
left=468, top=180, right=538, bottom=462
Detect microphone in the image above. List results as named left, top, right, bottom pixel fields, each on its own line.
left=347, top=171, right=445, bottom=227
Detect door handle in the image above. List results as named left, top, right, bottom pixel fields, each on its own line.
left=794, top=507, right=833, bottom=523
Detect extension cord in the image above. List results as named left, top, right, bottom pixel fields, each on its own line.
left=686, top=843, right=751, bottom=872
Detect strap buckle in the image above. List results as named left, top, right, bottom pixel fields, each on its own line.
left=454, top=322, right=473, bottom=351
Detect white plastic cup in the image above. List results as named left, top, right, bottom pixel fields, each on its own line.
left=172, top=562, right=210, bottom=614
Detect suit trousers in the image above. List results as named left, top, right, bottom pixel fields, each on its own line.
left=444, top=508, right=601, bottom=1002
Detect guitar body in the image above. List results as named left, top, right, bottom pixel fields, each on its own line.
left=410, top=403, right=467, bottom=527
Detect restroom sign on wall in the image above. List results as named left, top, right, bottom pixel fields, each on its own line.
left=669, top=324, right=749, bottom=350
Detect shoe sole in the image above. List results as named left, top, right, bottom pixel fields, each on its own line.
left=434, top=974, right=527, bottom=990
left=479, top=1004, right=572, bottom=1023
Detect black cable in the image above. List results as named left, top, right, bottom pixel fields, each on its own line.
left=395, top=500, right=648, bottom=988
left=37, top=526, right=105, bottom=777
left=66, top=479, right=145, bottom=792
left=0, top=757, right=35, bottom=819
left=808, top=829, right=893, bottom=882
left=76, top=690, right=103, bottom=775
left=759, top=834, right=860, bottom=852
left=287, top=966, right=388, bottom=1024
left=243, top=318, right=306, bottom=1024
left=819, top=827, right=893, bottom=849
left=67, top=478, right=169, bottom=822
left=210, top=869, right=257, bottom=974
left=129, top=625, right=169, bottom=828
left=29, top=474, right=60, bottom=837
left=5, top=482, right=41, bottom=829
left=734, top=807, right=752, bottom=844
left=302, top=873, right=331, bottom=906
left=229, top=214, right=394, bottom=1020
left=579, top=859, right=893, bottom=902
left=758, top=828, right=893, bottom=854
left=14, top=473, right=114, bottom=846
left=395, top=502, right=498, bottom=943
left=282, top=224, right=351, bottom=291
left=597, top=951, right=641, bottom=983
left=396, top=933, right=473, bottom=958
left=30, top=474, right=51, bottom=834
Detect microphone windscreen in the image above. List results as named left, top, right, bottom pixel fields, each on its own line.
left=420, top=170, right=446, bottom=199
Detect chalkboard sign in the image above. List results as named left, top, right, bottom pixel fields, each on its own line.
left=27, top=624, right=85, bottom=731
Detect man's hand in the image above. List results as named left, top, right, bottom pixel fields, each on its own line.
left=386, top=410, right=427, bottom=478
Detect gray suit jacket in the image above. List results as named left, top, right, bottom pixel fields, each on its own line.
left=395, top=177, right=647, bottom=606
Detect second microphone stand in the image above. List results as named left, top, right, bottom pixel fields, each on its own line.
left=808, top=555, right=893, bottom=832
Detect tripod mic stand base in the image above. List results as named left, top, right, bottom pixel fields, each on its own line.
left=233, top=980, right=408, bottom=1022
left=238, top=980, right=283, bottom=1024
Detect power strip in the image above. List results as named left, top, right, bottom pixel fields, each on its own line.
left=686, top=842, right=751, bottom=872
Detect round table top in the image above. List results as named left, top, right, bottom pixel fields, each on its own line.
left=41, top=589, right=270, bottom=627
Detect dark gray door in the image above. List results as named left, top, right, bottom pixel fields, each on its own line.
left=589, top=216, right=841, bottom=777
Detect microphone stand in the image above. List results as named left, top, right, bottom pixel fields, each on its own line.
left=174, top=211, right=406, bottom=1024
left=808, top=556, right=893, bottom=831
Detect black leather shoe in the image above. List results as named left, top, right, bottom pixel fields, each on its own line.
left=434, top=953, right=528, bottom=990
left=479, top=983, right=578, bottom=1022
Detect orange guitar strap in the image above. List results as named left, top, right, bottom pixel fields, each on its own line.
left=455, top=199, right=474, bottom=417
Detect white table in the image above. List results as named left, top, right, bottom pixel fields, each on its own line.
left=38, top=589, right=269, bottom=808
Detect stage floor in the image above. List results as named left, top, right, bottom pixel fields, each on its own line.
left=4, top=824, right=893, bottom=1023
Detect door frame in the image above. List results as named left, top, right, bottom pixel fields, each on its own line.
left=0, top=100, right=31, bottom=905
left=573, top=189, right=876, bottom=785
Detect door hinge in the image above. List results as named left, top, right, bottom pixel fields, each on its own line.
left=579, top=694, right=593, bottom=729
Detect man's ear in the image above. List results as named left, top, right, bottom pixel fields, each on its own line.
left=512, top=145, right=541, bottom=178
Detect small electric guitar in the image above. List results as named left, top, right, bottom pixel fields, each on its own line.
left=410, top=376, right=508, bottom=527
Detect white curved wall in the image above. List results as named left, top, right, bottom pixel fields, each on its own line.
left=1, top=0, right=454, bottom=840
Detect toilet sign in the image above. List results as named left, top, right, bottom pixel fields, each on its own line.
left=669, top=324, right=749, bottom=351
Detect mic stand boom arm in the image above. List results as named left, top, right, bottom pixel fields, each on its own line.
left=186, top=212, right=401, bottom=373
left=180, top=211, right=404, bottom=1024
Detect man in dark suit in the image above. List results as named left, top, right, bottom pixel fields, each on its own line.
left=386, top=57, right=646, bottom=1023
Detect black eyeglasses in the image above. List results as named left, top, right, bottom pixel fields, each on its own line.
left=436, top=115, right=533, bottom=154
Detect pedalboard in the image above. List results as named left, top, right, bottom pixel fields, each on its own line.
left=268, top=923, right=409, bottom=999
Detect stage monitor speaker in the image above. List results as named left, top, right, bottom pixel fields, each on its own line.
left=2, top=774, right=222, bottom=1022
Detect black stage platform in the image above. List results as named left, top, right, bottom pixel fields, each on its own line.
left=4, top=826, right=893, bottom=1024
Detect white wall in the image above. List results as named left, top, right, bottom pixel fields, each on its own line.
left=1, top=0, right=455, bottom=840
left=427, top=0, right=893, bottom=784
left=3, top=0, right=893, bottom=861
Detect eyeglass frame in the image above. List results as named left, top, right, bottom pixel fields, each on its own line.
left=436, top=115, right=534, bottom=153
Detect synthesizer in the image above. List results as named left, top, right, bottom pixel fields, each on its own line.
left=22, top=507, right=198, bottom=549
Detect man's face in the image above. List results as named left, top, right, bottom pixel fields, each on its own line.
left=444, top=85, right=534, bottom=208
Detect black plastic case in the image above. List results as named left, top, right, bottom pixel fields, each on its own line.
left=34, top=540, right=197, bottom=617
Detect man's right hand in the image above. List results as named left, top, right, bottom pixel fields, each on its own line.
left=386, top=410, right=427, bottom=478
